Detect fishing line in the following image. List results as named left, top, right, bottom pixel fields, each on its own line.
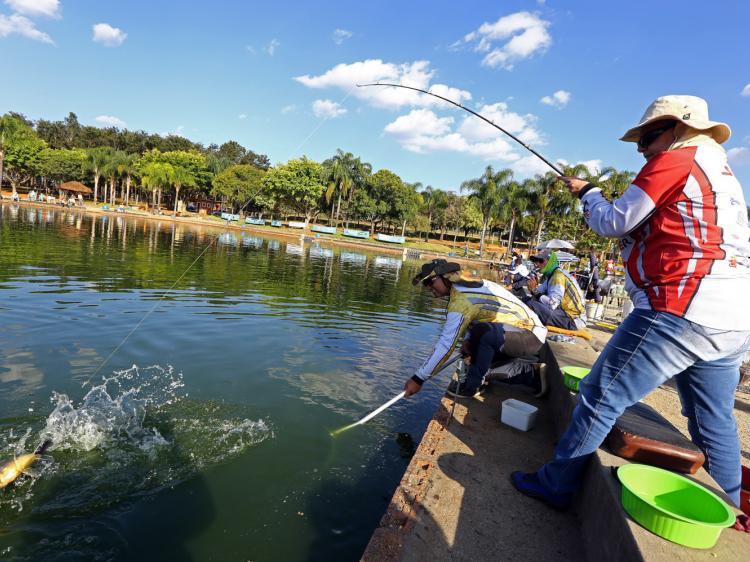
left=84, top=89, right=359, bottom=387
left=357, top=83, right=565, bottom=176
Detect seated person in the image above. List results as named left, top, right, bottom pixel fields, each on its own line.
left=526, top=250, right=587, bottom=330
left=404, top=259, right=548, bottom=399
left=459, top=321, right=548, bottom=398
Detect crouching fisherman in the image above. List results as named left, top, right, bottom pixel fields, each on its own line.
left=403, top=260, right=548, bottom=399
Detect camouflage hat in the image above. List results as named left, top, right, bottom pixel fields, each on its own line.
left=412, top=259, right=461, bottom=286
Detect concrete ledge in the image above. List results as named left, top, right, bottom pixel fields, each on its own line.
left=543, top=340, right=749, bottom=561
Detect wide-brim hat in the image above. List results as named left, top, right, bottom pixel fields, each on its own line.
left=620, top=95, right=731, bottom=144
left=529, top=249, right=553, bottom=263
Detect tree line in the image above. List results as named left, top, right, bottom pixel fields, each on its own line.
left=0, top=111, right=638, bottom=254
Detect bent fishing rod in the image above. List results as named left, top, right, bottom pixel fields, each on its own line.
left=331, top=353, right=463, bottom=436
left=357, top=83, right=564, bottom=177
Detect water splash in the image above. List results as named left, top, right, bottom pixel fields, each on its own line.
left=0, top=365, right=273, bottom=519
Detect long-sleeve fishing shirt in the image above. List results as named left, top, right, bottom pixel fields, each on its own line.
left=581, top=143, right=750, bottom=330
left=413, top=280, right=547, bottom=382
left=537, top=268, right=587, bottom=324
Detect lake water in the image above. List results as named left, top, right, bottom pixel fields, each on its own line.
left=0, top=203, right=463, bottom=561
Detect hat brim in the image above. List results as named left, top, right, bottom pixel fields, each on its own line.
left=620, top=116, right=731, bottom=144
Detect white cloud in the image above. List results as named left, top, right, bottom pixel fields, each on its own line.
left=4, top=0, right=60, bottom=18
left=264, top=38, right=280, bottom=56
left=95, top=115, right=127, bottom=128
left=742, top=84, right=750, bottom=97
left=540, top=89, right=571, bottom=108
left=457, top=11, right=552, bottom=70
left=578, top=159, right=602, bottom=175
left=238, top=113, right=247, bottom=120
left=332, top=28, right=352, bottom=45
left=245, top=44, right=256, bottom=55
left=457, top=102, right=542, bottom=145
left=0, top=13, right=54, bottom=43
left=312, top=99, right=347, bottom=119
left=281, top=104, right=297, bottom=114
left=728, top=146, right=750, bottom=166
left=295, top=59, right=471, bottom=109
left=383, top=106, right=545, bottom=166
left=92, top=23, right=127, bottom=47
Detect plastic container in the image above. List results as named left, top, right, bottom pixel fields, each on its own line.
left=617, top=464, right=735, bottom=549
left=562, top=366, right=590, bottom=392
left=741, top=465, right=750, bottom=516
left=500, top=399, right=538, bottom=431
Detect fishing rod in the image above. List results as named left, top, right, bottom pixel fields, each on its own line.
left=357, top=83, right=565, bottom=176
left=331, top=353, right=463, bottom=436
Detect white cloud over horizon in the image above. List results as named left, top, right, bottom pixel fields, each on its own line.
left=295, top=59, right=472, bottom=109
left=4, top=0, right=59, bottom=18
left=540, top=90, right=571, bottom=108
left=0, top=13, right=53, bottom=43
left=281, top=104, right=297, bottom=114
left=455, top=11, right=552, bottom=70
left=383, top=101, right=546, bottom=173
left=312, top=99, right=347, bottom=119
left=741, top=84, right=750, bottom=97
left=92, top=23, right=127, bottom=46
left=95, top=115, right=127, bottom=128
left=332, top=28, right=352, bottom=45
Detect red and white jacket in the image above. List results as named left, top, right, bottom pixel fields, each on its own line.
left=582, top=144, right=750, bottom=330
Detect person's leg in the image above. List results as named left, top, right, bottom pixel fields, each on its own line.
left=674, top=348, right=746, bottom=505
left=534, top=310, right=701, bottom=496
left=463, top=323, right=504, bottom=392
left=489, top=331, right=543, bottom=390
left=526, top=300, right=575, bottom=330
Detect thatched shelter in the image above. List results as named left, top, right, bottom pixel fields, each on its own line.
left=58, top=181, right=93, bottom=194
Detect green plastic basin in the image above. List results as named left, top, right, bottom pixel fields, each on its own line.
left=561, top=366, right=590, bottom=392
left=617, top=464, right=735, bottom=549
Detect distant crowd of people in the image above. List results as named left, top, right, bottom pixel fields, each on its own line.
left=3, top=189, right=84, bottom=208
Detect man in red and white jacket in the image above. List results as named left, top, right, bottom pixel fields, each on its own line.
left=512, top=95, right=750, bottom=509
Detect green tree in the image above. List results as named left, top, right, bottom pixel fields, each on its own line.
left=1, top=114, right=43, bottom=196
left=211, top=164, right=270, bottom=215
left=501, top=180, right=530, bottom=254
left=461, top=166, right=513, bottom=253
left=39, top=148, right=86, bottom=185
left=262, top=158, right=326, bottom=225
left=170, top=166, right=197, bottom=216
left=84, top=147, right=113, bottom=203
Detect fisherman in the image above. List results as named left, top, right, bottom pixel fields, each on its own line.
left=525, top=250, right=587, bottom=330
left=404, top=259, right=548, bottom=399
left=512, top=95, right=750, bottom=509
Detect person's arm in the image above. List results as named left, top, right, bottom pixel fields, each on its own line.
left=539, top=274, right=563, bottom=309
left=563, top=150, right=693, bottom=237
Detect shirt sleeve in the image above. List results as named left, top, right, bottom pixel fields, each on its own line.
left=539, top=272, right=564, bottom=309
left=581, top=148, right=694, bottom=237
left=413, top=311, right=464, bottom=381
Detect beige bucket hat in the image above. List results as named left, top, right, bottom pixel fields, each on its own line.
left=620, top=95, right=731, bottom=144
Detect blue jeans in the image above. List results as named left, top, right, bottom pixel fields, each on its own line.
left=538, top=309, right=750, bottom=505
left=526, top=299, right=577, bottom=330
left=465, top=324, right=541, bottom=391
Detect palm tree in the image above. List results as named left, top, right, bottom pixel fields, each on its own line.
left=461, top=166, right=513, bottom=253
left=170, top=165, right=197, bottom=217
left=117, top=154, right=139, bottom=206
left=84, top=147, right=112, bottom=203
left=140, top=162, right=174, bottom=209
left=502, top=180, right=530, bottom=254
left=103, top=150, right=126, bottom=205
left=324, top=151, right=372, bottom=229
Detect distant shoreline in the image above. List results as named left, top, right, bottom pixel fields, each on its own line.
left=2, top=196, right=493, bottom=267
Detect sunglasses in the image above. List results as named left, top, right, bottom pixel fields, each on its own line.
left=637, top=122, right=676, bottom=149
left=422, top=276, right=437, bottom=287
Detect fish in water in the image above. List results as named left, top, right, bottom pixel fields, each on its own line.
left=0, top=440, right=52, bottom=489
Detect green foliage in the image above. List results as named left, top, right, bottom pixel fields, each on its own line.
left=2, top=116, right=46, bottom=190
left=39, top=148, right=86, bottom=183
left=262, top=157, right=326, bottom=222
left=212, top=164, right=270, bottom=212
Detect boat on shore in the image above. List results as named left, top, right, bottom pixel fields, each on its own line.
left=375, top=233, right=405, bottom=244
left=245, top=217, right=265, bottom=225
left=311, top=225, right=337, bottom=234
left=343, top=228, right=370, bottom=239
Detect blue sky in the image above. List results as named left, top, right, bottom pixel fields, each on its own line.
left=2, top=0, right=749, bottom=199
